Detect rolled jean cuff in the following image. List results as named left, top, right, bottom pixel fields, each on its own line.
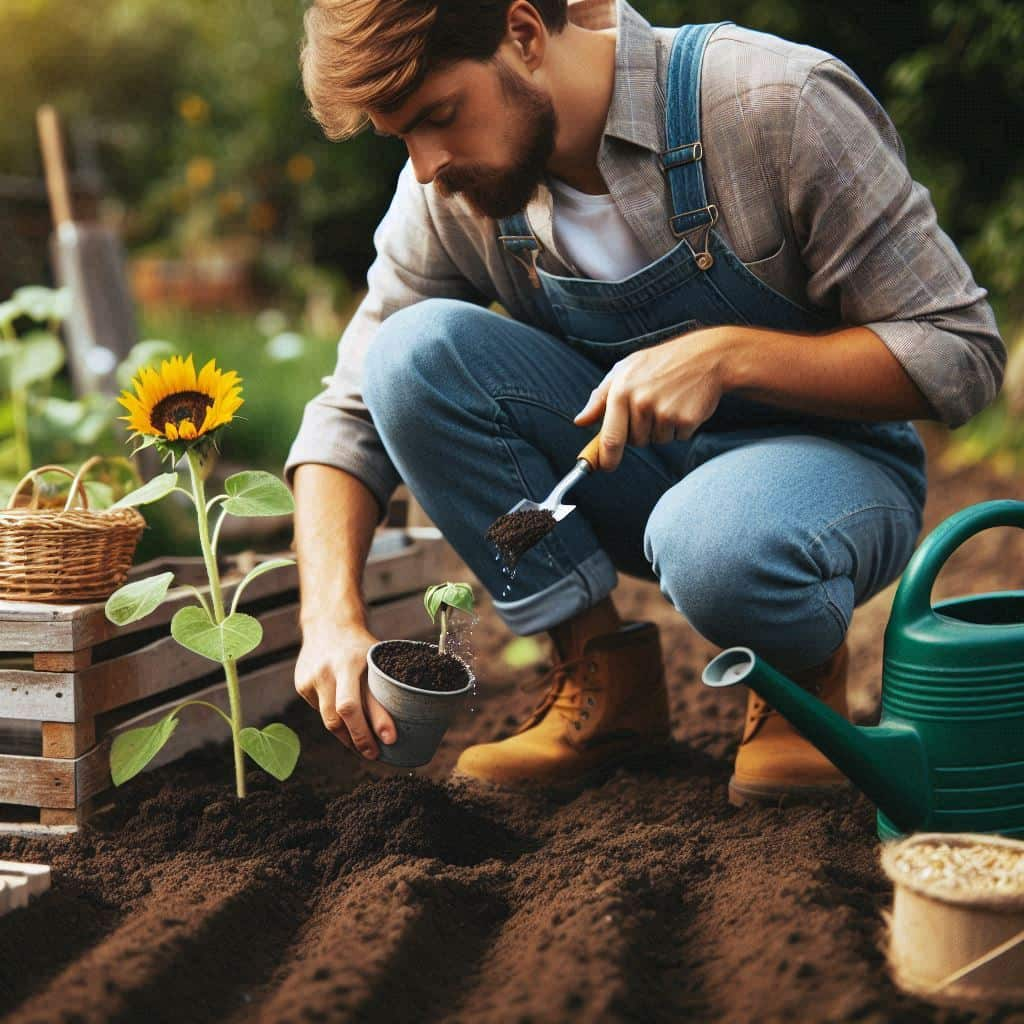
left=491, top=550, right=618, bottom=635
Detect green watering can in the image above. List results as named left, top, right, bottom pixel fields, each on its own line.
left=703, top=500, right=1024, bottom=841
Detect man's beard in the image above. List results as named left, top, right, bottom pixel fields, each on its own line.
left=434, top=62, right=557, bottom=220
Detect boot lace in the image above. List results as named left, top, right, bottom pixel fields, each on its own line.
left=516, top=654, right=600, bottom=733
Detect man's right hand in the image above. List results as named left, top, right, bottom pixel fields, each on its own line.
left=294, top=621, right=396, bottom=759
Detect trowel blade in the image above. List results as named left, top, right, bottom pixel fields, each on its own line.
left=506, top=498, right=576, bottom=521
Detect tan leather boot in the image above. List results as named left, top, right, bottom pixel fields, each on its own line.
left=453, top=614, right=671, bottom=792
left=728, top=640, right=854, bottom=806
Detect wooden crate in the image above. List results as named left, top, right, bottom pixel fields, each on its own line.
left=0, top=527, right=449, bottom=834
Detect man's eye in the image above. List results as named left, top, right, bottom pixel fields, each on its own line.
left=428, top=108, right=457, bottom=128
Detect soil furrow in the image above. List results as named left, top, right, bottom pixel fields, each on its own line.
left=249, top=856, right=511, bottom=1024
left=4, top=854, right=308, bottom=1024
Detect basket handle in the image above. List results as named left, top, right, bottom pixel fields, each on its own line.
left=7, top=455, right=105, bottom=512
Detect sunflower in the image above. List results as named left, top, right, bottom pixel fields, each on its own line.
left=118, top=354, right=243, bottom=457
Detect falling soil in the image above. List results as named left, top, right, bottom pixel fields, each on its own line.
left=2, top=426, right=1023, bottom=1024
left=486, top=508, right=557, bottom=567
left=373, top=641, right=470, bottom=693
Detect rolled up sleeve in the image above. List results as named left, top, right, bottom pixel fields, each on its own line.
left=284, top=160, right=486, bottom=519
left=787, top=59, right=1005, bottom=428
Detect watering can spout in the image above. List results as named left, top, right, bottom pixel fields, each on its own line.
left=703, top=648, right=930, bottom=833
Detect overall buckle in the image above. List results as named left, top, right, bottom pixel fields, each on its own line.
left=498, top=234, right=545, bottom=289
left=669, top=204, right=718, bottom=271
left=659, top=140, right=703, bottom=174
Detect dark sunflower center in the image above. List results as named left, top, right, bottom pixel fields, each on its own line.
left=150, top=391, right=214, bottom=432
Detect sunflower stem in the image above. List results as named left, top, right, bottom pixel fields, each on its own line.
left=186, top=449, right=246, bottom=799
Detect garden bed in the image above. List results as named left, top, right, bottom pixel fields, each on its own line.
left=0, top=426, right=1022, bottom=1023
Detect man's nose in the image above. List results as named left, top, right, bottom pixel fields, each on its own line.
left=406, top=138, right=451, bottom=185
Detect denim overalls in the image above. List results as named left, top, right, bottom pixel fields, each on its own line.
left=496, top=21, right=926, bottom=503
left=363, top=22, right=928, bottom=669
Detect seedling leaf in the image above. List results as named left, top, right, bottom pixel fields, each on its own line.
left=222, top=471, right=294, bottom=517
left=171, top=606, right=263, bottom=662
left=105, top=572, right=175, bottom=625
left=424, top=582, right=475, bottom=621
left=110, top=713, right=180, bottom=785
left=240, top=723, right=300, bottom=780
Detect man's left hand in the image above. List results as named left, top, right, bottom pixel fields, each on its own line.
left=573, top=328, right=729, bottom=470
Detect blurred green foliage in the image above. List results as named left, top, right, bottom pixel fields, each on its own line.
left=1, top=0, right=1020, bottom=313
left=2, top=0, right=1022, bottom=473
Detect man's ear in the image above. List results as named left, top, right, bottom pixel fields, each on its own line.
left=506, top=0, right=547, bottom=70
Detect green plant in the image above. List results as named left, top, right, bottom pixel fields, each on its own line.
left=102, top=352, right=298, bottom=798
left=423, top=582, right=475, bottom=655
left=0, top=285, right=182, bottom=500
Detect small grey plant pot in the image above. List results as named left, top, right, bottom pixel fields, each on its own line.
left=366, top=640, right=474, bottom=768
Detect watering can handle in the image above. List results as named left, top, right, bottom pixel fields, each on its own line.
left=891, top=499, right=1024, bottom=624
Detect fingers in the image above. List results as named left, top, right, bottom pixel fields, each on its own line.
left=573, top=375, right=611, bottom=427
left=652, top=417, right=677, bottom=445
left=367, top=692, right=397, bottom=748
left=333, top=672, right=380, bottom=759
left=599, top=381, right=630, bottom=470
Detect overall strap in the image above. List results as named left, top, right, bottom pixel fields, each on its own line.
left=497, top=210, right=544, bottom=288
left=662, top=22, right=730, bottom=270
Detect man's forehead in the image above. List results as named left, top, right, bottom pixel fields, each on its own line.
left=368, top=61, right=489, bottom=132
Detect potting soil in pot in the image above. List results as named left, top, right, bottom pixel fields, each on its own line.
left=373, top=641, right=469, bottom=692
left=486, top=508, right=557, bottom=567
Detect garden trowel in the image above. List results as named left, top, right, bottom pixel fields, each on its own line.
left=504, top=432, right=605, bottom=522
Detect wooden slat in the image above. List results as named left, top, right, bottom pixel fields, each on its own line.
left=0, top=753, right=75, bottom=808
left=34, top=649, right=91, bottom=672
left=42, top=720, right=95, bottom=759
left=0, top=860, right=51, bottom=897
left=0, top=874, right=29, bottom=909
left=0, top=528, right=446, bottom=653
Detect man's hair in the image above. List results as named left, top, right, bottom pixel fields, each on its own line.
left=301, top=0, right=569, bottom=140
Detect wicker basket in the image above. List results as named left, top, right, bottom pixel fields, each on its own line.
left=0, top=457, right=145, bottom=603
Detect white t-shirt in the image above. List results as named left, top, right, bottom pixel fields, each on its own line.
left=548, top=175, right=651, bottom=281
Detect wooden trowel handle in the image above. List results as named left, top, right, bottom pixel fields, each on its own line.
left=577, top=433, right=604, bottom=472
left=36, top=105, right=74, bottom=227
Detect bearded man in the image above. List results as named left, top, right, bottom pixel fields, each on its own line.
left=287, top=0, right=1004, bottom=804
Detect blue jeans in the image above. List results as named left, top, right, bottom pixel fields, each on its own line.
left=363, top=299, right=925, bottom=673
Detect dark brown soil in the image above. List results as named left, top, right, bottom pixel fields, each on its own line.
left=373, top=640, right=471, bottom=693
left=486, top=508, right=557, bottom=567
left=2, top=425, right=1024, bottom=1024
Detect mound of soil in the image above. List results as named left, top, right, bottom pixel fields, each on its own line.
left=1, top=425, right=1023, bottom=1023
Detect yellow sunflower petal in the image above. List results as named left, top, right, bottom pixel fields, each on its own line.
left=178, top=419, right=197, bottom=440
left=165, top=421, right=179, bottom=441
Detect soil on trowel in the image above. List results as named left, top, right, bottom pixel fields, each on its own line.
left=373, top=640, right=470, bottom=692
left=486, top=508, right=557, bottom=567
left=3, top=425, right=1024, bottom=1024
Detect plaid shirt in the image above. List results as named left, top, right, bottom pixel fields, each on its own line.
left=285, top=0, right=1005, bottom=516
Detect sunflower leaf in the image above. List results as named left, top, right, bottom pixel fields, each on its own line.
left=171, top=606, right=263, bottom=662
left=222, top=471, right=294, bottom=517
left=105, top=572, right=176, bottom=625
left=240, top=723, right=300, bottom=781
left=110, top=473, right=179, bottom=510
left=109, top=712, right=180, bottom=786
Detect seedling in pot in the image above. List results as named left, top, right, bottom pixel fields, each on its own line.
left=366, top=582, right=476, bottom=767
